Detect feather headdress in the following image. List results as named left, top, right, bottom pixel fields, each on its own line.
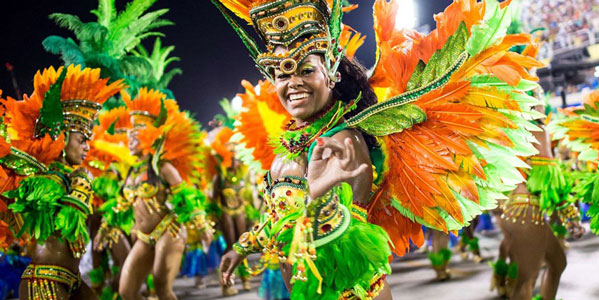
left=2, top=65, right=125, bottom=168
left=124, top=88, right=202, bottom=182
left=213, top=0, right=360, bottom=82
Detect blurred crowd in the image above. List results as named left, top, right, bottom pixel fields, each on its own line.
left=521, top=0, right=599, bottom=51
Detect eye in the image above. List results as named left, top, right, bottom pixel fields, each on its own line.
left=276, top=73, right=290, bottom=80
left=301, top=68, right=314, bottom=76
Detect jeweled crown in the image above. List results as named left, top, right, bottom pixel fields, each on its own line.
left=213, top=0, right=347, bottom=81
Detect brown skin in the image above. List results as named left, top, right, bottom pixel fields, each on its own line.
left=118, top=133, right=187, bottom=300
left=18, top=132, right=98, bottom=300
left=431, top=230, right=450, bottom=280
left=498, top=120, right=567, bottom=300
left=220, top=54, right=392, bottom=299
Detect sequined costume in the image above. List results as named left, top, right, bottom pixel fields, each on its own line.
left=0, top=65, right=125, bottom=298
left=213, top=0, right=543, bottom=298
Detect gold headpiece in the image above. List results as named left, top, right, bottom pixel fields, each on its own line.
left=123, top=88, right=169, bottom=129
left=123, top=88, right=180, bottom=134
left=213, top=0, right=349, bottom=81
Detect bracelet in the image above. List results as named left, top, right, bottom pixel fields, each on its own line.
left=233, top=242, right=251, bottom=256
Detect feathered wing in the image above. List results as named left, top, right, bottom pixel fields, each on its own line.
left=350, top=0, right=542, bottom=255
left=159, top=111, right=205, bottom=183
left=550, top=91, right=599, bottom=234
left=550, top=91, right=599, bottom=162
left=136, top=102, right=204, bottom=183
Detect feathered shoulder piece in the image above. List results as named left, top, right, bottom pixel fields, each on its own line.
left=124, top=87, right=201, bottom=183
left=340, top=0, right=544, bottom=255
left=550, top=90, right=599, bottom=162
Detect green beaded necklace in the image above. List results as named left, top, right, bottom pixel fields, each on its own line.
left=273, top=99, right=358, bottom=160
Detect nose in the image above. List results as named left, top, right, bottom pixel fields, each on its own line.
left=83, top=141, right=90, bottom=152
left=288, top=74, right=303, bottom=89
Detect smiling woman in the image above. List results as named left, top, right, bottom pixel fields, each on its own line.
left=273, top=54, right=333, bottom=122
left=213, top=0, right=543, bottom=299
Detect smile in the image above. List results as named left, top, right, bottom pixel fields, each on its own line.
left=288, top=92, right=310, bottom=102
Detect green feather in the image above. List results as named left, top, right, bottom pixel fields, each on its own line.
left=132, top=38, right=182, bottom=92
left=49, top=13, right=84, bottom=34
left=42, top=36, right=86, bottom=66
left=112, top=0, right=159, bottom=36
left=45, top=0, right=174, bottom=94
left=210, top=0, right=261, bottom=60
left=5, top=176, right=65, bottom=243
left=329, top=0, right=343, bottom=44
left=91, top=0, right=116, bottom=27
left=408, top=22, right=468, bottom=89
left=154, top=98, right=168, bottom=127
left=37, top=69, right=67, bottom=138
left=106, top=118, right=118, bottom=135
left=406, top=61, right=425, bottom=91
left=346, top=103, right=426, bottom=136
left=466, top=0, right=513, bottom=56
left=490, top=258, right=508, bottom=276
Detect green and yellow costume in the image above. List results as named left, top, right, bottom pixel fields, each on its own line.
left=211, top=0, right=544, bottom=298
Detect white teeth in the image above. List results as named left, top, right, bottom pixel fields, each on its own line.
left=289, top=93, right=310, bottom=101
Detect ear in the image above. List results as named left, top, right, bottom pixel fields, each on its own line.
left=328, top=80, right=336, bottom=89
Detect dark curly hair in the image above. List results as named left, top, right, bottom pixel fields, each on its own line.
left=332, top=57, right=378, bottom=149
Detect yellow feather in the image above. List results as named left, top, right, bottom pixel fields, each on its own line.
left=257, top=101, right=287, bottom=139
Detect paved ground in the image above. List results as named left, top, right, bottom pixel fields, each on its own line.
left=175, top=226, right=599, bottom=300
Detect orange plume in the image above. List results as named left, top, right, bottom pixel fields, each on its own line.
left=236, top=80, right=290, bottom=170
left=28, top=65, right=125, bottom=107
left=339, top=25, right=366, bottom=61
left=211, top=127, right=235, bottom=169
left=370, top=0, right=485, bottom=96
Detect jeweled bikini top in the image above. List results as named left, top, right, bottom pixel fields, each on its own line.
left=123, top=162, right=166, bottom=214
left=262, top=172, right=351, bottom=246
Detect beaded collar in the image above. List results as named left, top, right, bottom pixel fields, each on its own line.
left=273, top=99, right=356, bottom=160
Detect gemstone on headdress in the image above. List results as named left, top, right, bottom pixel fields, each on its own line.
left=273, top=15, right=290, bottom=31
left=280, top=58, right=298, bottom=74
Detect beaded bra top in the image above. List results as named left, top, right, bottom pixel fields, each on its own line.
left=123, top=163, right=166, bottom=214
left=262, top=172, right=350, bottom=247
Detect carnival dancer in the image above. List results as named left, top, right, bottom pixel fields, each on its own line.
left=118, top=88, right=212, bottom=300
left=0, top=65, right=125, bottom=299
left=212, top=0, right=543, bottom=298
left=490, top=100, right=580, bottom=300
left=87, top=107, right=137, bottom=299
left=209, top=124, right=255, bottom=295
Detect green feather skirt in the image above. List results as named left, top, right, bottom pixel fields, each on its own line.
left=277, top=217, right=391, bottom=300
